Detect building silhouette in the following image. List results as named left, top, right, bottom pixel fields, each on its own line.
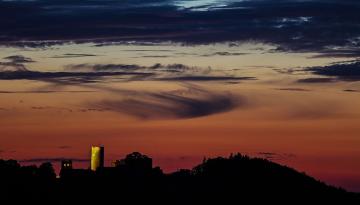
left=61, top=160, right=72, bottom=170
left=91, top=146, right=104, bottom=171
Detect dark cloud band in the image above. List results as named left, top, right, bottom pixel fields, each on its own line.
left=304, top=61, right=360, bottom=81
left=88, top=84, right=245, bottom=120
left=0, top=0, right=359, bottom=56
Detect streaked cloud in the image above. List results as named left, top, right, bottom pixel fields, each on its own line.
left=0, top=62, right=255, bottom=84
left=257, top=152, right=297, bottom=160
left=201, top=52, right=249, bottom=57
left=343, top=89, right=359, bottom=93
left=67, top=63, right=143, bottom=72
left=159, top=76, right=255, bottom=81
left=0, top=62, right=28, bottom=72
left=303, top=61, right=360, bottom=81
left=0, top=90, right=96, bottom=94
left=297, top=78, right=338, bottom=83
left=0, top=55, right=34, bottom=72
left=0, top=70, right=153, bottom=81
left=20, top=158, right=89, bottom=163
left=88, top=84, right=245, bottom=120
left=57, top=146, right=72, bottom=150
left=50, top=53, right=98, bottom=58
left=4, top=55, right=35, bottom=63
left=275, top=88, right=312, bottom=92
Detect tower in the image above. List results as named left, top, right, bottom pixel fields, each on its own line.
left=61, top=160, right=73, bottom=170
left=60, top=159, right=73, bottom=178
left=91, top=146, right=104, bottom=171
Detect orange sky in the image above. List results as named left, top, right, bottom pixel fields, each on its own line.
left=0, top=43, right=360, bottom=191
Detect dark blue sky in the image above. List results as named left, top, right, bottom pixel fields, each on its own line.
left=0, top=0, right=359, bottom=55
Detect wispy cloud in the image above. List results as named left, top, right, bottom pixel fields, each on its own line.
left=201, top=52, right=249, bottom=57
left=0, top=55, right=34, bottom=72
left=304, top=61, right=360, bottom=81
left=257, top=152, right=296, bottom=160
left=343, top=89, right=359, bottom=92
left=0, top=70, right=152, bottom=81
left=159, top=76, right=255, bottom=81
left=67, top=63, right=143, bottom=72
left=50, top=53, right=98, bottom=58
left=4, top=55, right=35, bottom=63
left=0, top=90, right=96, bottom=94
left=57, top=146, right=72, bottom=150
left=0, top=62, right=28, bottom=72
left=66, top=63, right=197, bottom=73
left=20, top=158, right=89, bottom=163
left=0, top=63, right=255, bottom=85
left=297, top=78, right=338, bottom=83
left=88, top=84, right=245, bottom=120
left=275, top=88, right=312, bottom=92
left=65, top=63, right=255, bottom=82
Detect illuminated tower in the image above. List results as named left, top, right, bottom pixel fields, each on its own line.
left=91, top=146, right=104, bottom=171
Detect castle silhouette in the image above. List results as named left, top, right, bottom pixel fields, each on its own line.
left=60, top=146, right=154, bottom=179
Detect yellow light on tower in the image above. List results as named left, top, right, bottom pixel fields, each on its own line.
left=91, top=146, right=104, bottom=171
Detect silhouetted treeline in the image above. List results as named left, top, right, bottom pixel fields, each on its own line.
left=1, top=153, right=359, bottom=205
left=0, top=160, right=57, bottom=204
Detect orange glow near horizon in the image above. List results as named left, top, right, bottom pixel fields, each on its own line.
left=0, top=43, right=360, bottom=191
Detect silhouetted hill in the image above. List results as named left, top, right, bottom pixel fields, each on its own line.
left=1, top=153, right=359, bottom=205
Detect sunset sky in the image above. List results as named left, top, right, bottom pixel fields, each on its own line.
left=0, top=0, right=360, bottom=192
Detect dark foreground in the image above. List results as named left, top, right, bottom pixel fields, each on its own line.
left=1, top=153, right=359, bottom=204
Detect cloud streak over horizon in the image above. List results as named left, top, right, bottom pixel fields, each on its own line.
left=20, top=158, right=89, bottom=163
left=0, top=61, right=256, bottom=84
left=88, top=84, right=244, bottom=120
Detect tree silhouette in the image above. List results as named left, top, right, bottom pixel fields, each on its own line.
left=38, top=162, right=56, bottom=180
left=1, top=153, right=359, bottom=205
